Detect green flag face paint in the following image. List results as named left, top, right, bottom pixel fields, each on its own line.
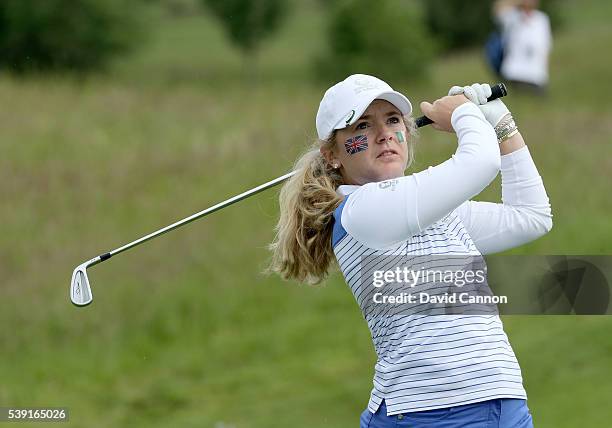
left=395, top=131, right=406, bottom=143
left=344, top=134, right=369, bottom=155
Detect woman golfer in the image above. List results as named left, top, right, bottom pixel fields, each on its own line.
left=269, top=74, right=552, bottom=427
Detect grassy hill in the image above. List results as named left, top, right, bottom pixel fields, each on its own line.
left=1, top=0, right=611, bottom=426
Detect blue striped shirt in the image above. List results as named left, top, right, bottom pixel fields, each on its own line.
left=332, top=201, right=526, bottom=415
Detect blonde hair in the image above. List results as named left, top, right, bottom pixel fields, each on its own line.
left=267, top=115, right=417, bottom=285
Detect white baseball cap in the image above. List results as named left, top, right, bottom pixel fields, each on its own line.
left=315, top=74, right=412, bottom=140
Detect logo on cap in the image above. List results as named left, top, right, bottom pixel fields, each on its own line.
left=353, top=77, right=382, bottom=94
left=345, top=110, right=356, bottom=125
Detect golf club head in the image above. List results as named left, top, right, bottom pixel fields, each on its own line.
left=71, top=263, right=93, bottom=306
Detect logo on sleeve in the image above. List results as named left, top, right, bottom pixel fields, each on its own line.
left=378, top=179, right=399, bottom=191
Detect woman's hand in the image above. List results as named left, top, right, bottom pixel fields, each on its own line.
left=448, top=83, right=510, bottom=128
left=419, top=94, right=470, bottom=132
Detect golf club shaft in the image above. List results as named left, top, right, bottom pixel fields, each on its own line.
left=97, top=171, right=296, bottom=262
left=90, top=84, right=508, bottom=265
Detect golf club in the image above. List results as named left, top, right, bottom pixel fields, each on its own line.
left=70, top=83, right=508, bottom=307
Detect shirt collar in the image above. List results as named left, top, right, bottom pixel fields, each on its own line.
left=337, top=184, right=361, bottom=196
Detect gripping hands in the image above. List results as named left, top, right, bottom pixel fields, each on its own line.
left=448, top=83, right=510, bottom=128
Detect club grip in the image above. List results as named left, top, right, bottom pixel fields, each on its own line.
left=415, top=83, right=508, bottom=128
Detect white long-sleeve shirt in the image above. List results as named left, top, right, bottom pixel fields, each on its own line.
left=331, top=102, right=552, bottom=415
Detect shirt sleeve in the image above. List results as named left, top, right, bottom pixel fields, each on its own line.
left=453, top=145, right=553, bottom=255
left=340, top=102, right=501, bottom=250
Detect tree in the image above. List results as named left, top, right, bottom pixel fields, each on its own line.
left=202, top=0, right=288, bottom=79
left=316, top=0, right=435, bottom=83
left=0, top=0, right=146, bottom=74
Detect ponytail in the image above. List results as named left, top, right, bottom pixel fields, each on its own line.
left=267, top=137, right=343, bottom=285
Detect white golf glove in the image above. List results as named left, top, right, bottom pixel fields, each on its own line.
left=448, top=83, right=510, bottom=128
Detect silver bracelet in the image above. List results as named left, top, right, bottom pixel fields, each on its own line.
left=495, top=113, right=518, bottom=143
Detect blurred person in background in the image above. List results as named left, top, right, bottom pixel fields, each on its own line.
left=494, top=0, right=552, bottom=94
left=269, top=74, right=552, bottom=427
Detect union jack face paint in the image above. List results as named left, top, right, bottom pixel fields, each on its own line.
left=344, top=134, right=368, bottom=155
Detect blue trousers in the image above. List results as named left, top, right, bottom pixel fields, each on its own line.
left=359, top=398, right=534, bottom=428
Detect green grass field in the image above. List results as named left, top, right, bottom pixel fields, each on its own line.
left=1, top=0, right=611, bottom=426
